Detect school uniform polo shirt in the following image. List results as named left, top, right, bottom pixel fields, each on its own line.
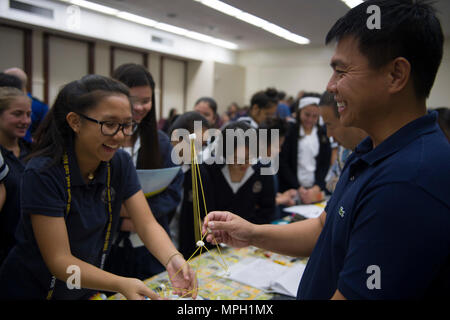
left=297, top=112, right=450, bottom=299
left=0, top=148, right=141, bottom=299
left=0, top=140, right=30, bottom=264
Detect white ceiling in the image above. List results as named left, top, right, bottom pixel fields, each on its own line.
left=92, top=0, right=450, bottom=50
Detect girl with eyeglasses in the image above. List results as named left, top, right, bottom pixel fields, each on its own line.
left=0, top=75, right=196, bottom=300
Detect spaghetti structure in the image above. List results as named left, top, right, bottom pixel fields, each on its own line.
left=156, top=133, right=229, bottom=299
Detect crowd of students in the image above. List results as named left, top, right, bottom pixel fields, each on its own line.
left=0, top=0, right=449, bottom=300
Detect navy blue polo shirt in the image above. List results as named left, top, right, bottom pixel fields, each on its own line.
left=0, top=148, right=141, bottom=299
left=297, top=112, right=450, bottom=299
left=0, top=140, right=30, bottom=265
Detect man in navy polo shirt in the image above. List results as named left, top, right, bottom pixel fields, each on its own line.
left=203, top=0, right=450, bottom=299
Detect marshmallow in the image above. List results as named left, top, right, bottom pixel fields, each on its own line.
left=196, top=240, right=205, bottom=247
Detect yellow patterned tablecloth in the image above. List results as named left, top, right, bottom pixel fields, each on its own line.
left=107, top=245, right=307, bottom=300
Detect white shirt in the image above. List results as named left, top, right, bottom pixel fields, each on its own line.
left=297, top=126, right=319, bottom=188
left=237, top=116, right=259, bottom=129
left=120, top=136, right=145, bottom=248
left=122, top=136, right=140, bottom=165
left=221, top=165, right=255, bottom=194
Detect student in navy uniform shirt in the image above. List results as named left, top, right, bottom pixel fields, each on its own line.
left=258, top=117, right=297, bottom=220
left=205, top=121, right=276, bottom=224
left=104, top=63, right=183, bottom=281
left=0, top=87, right=31, bottom=265
left=203, top=0, right=450, bottom=299
left=0, top=150, right=8, bottom=212
left=0, top=75, right=196, bottom=300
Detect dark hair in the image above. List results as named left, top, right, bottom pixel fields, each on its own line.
left=277, top=91, right=286, bottom=101
left=319, top=91, right=340, bottom=118
left=0, top=73, right=23, bottom=90
left=168, top=111, right=210, bottom=136
left=265, top=88, right=279, bottom=104
left=30, top=74, right=130, bottom=165
left=250, top=90, right=278, bottom=111
left=258, top=117, right=289, bottom=140
left=113, top=63, right=162, bottom=169
left=221, top=121, right=257, bottom=162
left=325, top=0, right=443, bottom=100
left=195, top=97, right=218, bottom=115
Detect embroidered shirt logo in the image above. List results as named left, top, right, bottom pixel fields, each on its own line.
left=338, top=206, right=345, bottom=218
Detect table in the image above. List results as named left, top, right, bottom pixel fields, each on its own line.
left=107, top=245, right=307, bottom=300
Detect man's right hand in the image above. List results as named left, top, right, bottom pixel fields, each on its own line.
left=202, top=211, right=254, bottom=248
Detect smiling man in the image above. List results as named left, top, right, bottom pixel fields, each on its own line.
left=203, top=0, right=450, bottom=300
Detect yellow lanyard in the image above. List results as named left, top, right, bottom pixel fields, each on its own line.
left=46, top=152, right=112, bottom=300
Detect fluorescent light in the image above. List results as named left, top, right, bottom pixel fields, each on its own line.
left=155, top=23, right=188, bottom=36
left=195, top=0, right=242, bottom=17
left=235, top=12, right=269, bottom=28
left=283, top=33, right=310, bottom=45
left=262, top=23, right=290, bottom=37
left=209, top=38, right=239, bottom=50
left=116, top=12, right=157, bottom=27
left=57, top=0, right=238, bottom=50
left=194, top=0, right=310, bottom=45
left=69, top=0, right=119, bottom=15
left=186, top=31, right=213, bottom=42
left=341, top=0, right=364, bottom=9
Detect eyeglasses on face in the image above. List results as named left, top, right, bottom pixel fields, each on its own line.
left=77, top=113, right=138, bottom=136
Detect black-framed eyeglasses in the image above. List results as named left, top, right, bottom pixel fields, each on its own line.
left=77, top=113, right=138, bottom=136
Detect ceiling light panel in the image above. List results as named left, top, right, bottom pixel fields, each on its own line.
left=56, top=0, right=239, bottom=50
left=194, top=0, right=310, bottom=45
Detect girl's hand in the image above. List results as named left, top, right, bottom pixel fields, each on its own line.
left=118, top=277, right=161, bottom=300
left=166, top=254, right=198, bottom=299
left=299, top=185, right=323, bottom=204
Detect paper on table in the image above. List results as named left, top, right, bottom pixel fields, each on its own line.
left=283, top=202, right=326, bottom=219
left=136, top=167, right=181, bottom=198
left=270, top=263, right=306, bottom=297
left=219, top=257, right=305, bottom=297
left=219, top=257, right=287, bottom=291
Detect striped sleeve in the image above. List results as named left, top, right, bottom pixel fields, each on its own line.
left=0, top=151, right=9, bottom=182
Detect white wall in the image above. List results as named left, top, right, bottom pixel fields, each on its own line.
left=94, top=41, right=110, bottom=77
left=238, top=40, right=450, bottom=109
left=428, top=39, right=450, bottom=108
left=48, top=36, right=88, bottom=105
left=185, top=60, right=246, bottom=115
left=161, top=58, right=185, bottom=118
left=113, top=48, right=143, bottom=70
left=186, top=60, right=214, bottom=111
left=213, top=62, right=246, bottom=115
left=237, top=46, right=335, bottom=102
left=0, top=25, right=23, bottom=71
left=32, top=29, right=45, bottom=101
